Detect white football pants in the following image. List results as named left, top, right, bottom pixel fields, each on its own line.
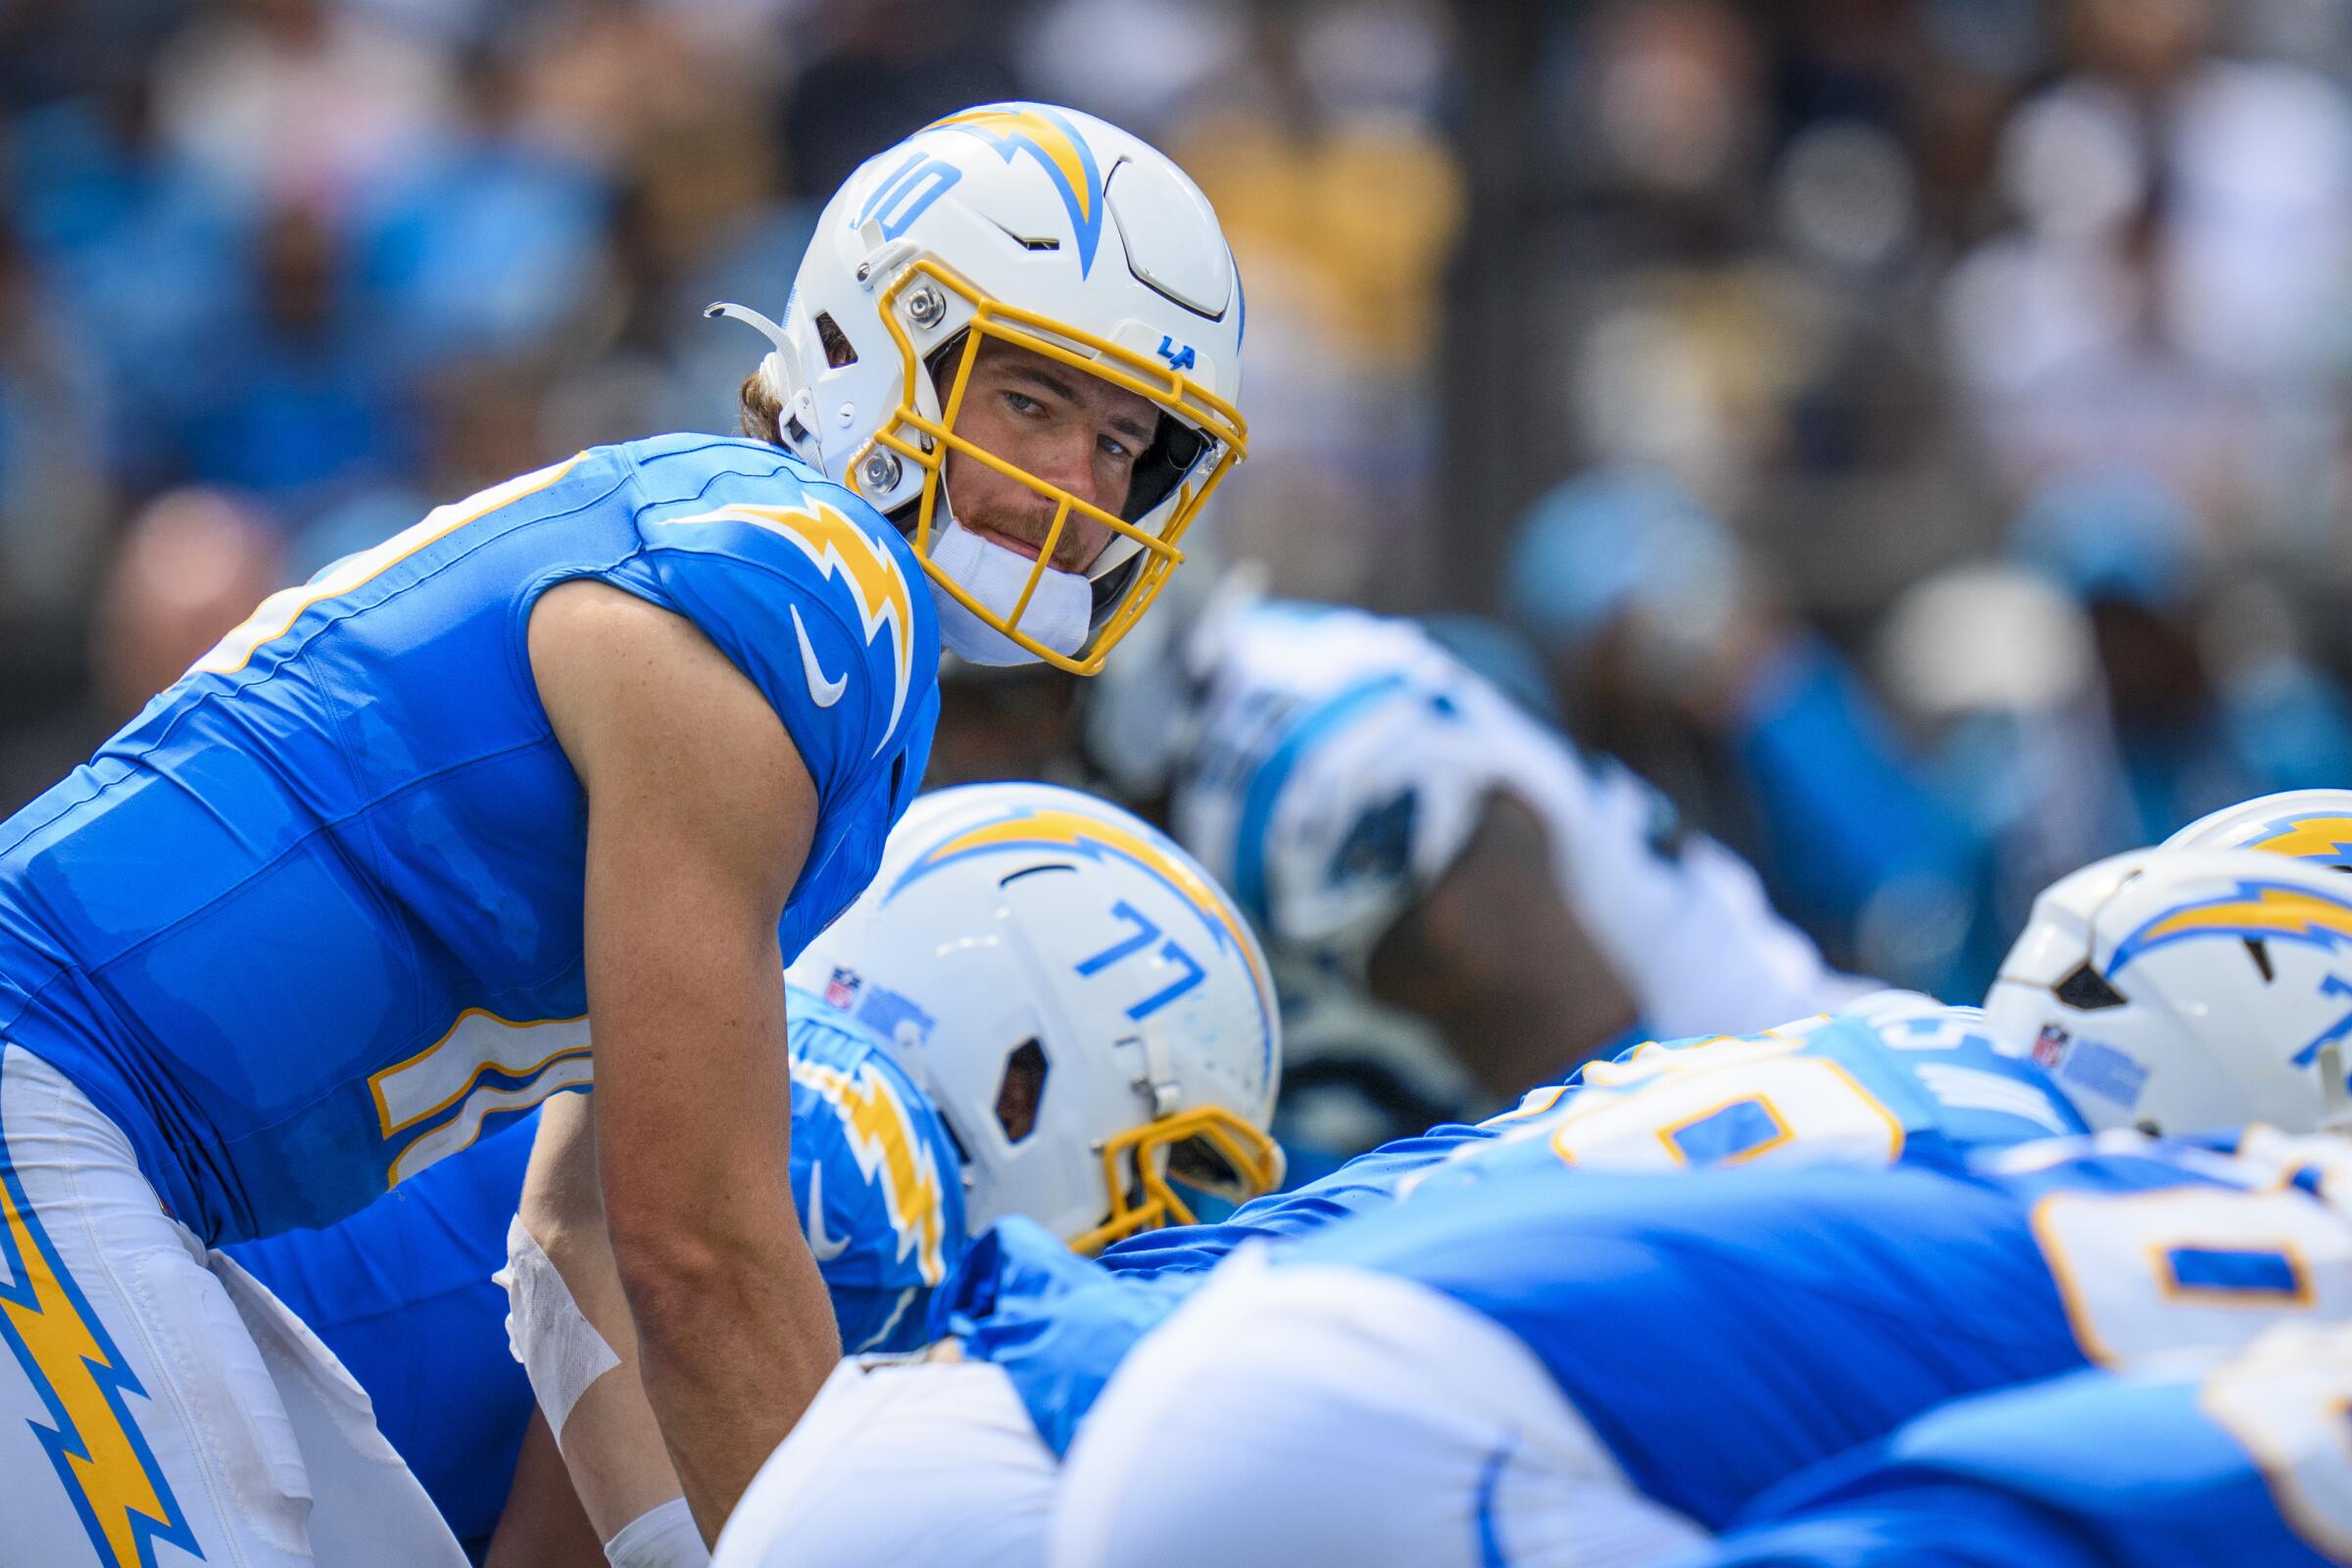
left=1050, top=1250, right=1710, bottom=1568
left=712, top=1353, right=1059, bottom=1568
left=0, top=1045, right=468, bottom=1567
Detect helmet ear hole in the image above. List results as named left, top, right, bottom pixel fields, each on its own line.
left=814, top=312, right=859, bottom=368
left=994, top=1038, right=1049, bottom=1143
left=2055, top=962, right=2129, bottom=1010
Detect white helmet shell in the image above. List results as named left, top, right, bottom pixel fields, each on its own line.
left=1984, top=847, right=2352, bottom=1135
left=2164, top=789, right=2352, bottom=871
left=788, top=781, right=1282, bottom=1250
left=716, top=102, right=1248, bottom=673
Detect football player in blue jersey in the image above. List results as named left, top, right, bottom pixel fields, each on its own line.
left=0, top=104, right=1247, bottom=1565
left=219, top=783, right=1280, bottom=1567
left=704, top=839, right=2352, bottom=1567
left=704, top=987, right=2079, bottom=1567
left=1679, top=1320, right=2352, bottom=1568
left=1052, top=1126, right=2352, bottom=1568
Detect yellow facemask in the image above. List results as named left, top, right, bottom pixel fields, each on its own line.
left=856, top=258, right=1250, bottom=676
left=1068, top=1103, right=1287, bottom=1256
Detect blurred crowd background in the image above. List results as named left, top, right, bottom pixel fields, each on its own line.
left=8, top=0, right=2352, bottom=1001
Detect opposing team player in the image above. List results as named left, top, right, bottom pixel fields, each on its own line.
left=1080, top=578, right=1874, bottom=1112
left=0, top=102, right=1247, bottom=1564
left=1684, top=1320, right=2352, bottom=1568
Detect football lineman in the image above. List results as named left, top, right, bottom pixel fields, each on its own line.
left=0, top=102, right=1245, bottom=1564
left=1051, top=841, right=2352, bottom=1566
left=711, top=836, right=2352, bottom=1567
left=1056, top=1125, right=2352, bottom=1567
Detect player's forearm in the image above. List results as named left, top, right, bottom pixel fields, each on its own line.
left=614, top=1202, right=840, bottom=1536
left=594, top=948, right=840, bottom=1539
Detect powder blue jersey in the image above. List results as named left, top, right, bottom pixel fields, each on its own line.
left=1297, top=1131, right=2352, bottom=1531
left=0, top=435, right=937, bottom=1244
left=939, top=999, right=2085, bottom=1456
left=1690, top=1323, right=2352, bottom=1568
left=225, top=984, right=963, bottom=1544
left=1404, top=995, right=2084, bottom=1199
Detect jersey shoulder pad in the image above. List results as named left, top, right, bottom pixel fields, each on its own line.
left=623, top=438, right=937, bottom=797
left=786, top=1011, right=962, bottom=1292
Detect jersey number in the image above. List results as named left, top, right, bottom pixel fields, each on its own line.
left=2033, top=1186, right=2352, bottom=1366
left=1546, top=1044, right=1904, bottom=1172
left=368, top=1010, right=593, bottom=1186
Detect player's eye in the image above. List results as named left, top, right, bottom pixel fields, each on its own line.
left=1099, top=433, right=1133, bottom=462
left=1004, top=391, right=1045, bottom=416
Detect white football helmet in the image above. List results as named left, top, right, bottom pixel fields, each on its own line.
left=2164, top=789, right=2352, bottom=871
left=711, top=102, right=1248, bottom=673
left=1984, top=848, right=2352, bottom=1136
left=788, top=782, right=1283, bottom=1251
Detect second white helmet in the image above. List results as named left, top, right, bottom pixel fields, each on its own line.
left=1984, top=847, right=2352, bottom=1135
left=789, top=781, right=1282, bottom=1250
left=2164, top=788, right=2352, bottom=871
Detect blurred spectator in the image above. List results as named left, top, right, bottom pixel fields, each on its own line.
left=8, top=77, right=250, bottom=479
left=2005, top=465, right=2352, bottom=837
left=779, top=1, right=1018, bottom=196
left=1155, top=2, right=1463, bottom=604
left=164, top=197, right=409, bottom=519
left=153, top=0, right=455, bottom=214
left=352, top=46, right=611, bottom=367
left=89, top=488, right=286, bottom=727
left=0, top=215, right=111, bottom=623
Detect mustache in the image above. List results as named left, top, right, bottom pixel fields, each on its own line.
left=956, top=505, right=1102, bottom=572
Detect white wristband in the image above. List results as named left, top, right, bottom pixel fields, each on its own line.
left=495, top=1214, right=622, bottom=1440
left=605, top=1496, right=710, bottom=1568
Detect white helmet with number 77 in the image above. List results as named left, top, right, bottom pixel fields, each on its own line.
left=1984, top=847, right=2352, bottom=1136
left=788, top=782, right=1283, bottom=1251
